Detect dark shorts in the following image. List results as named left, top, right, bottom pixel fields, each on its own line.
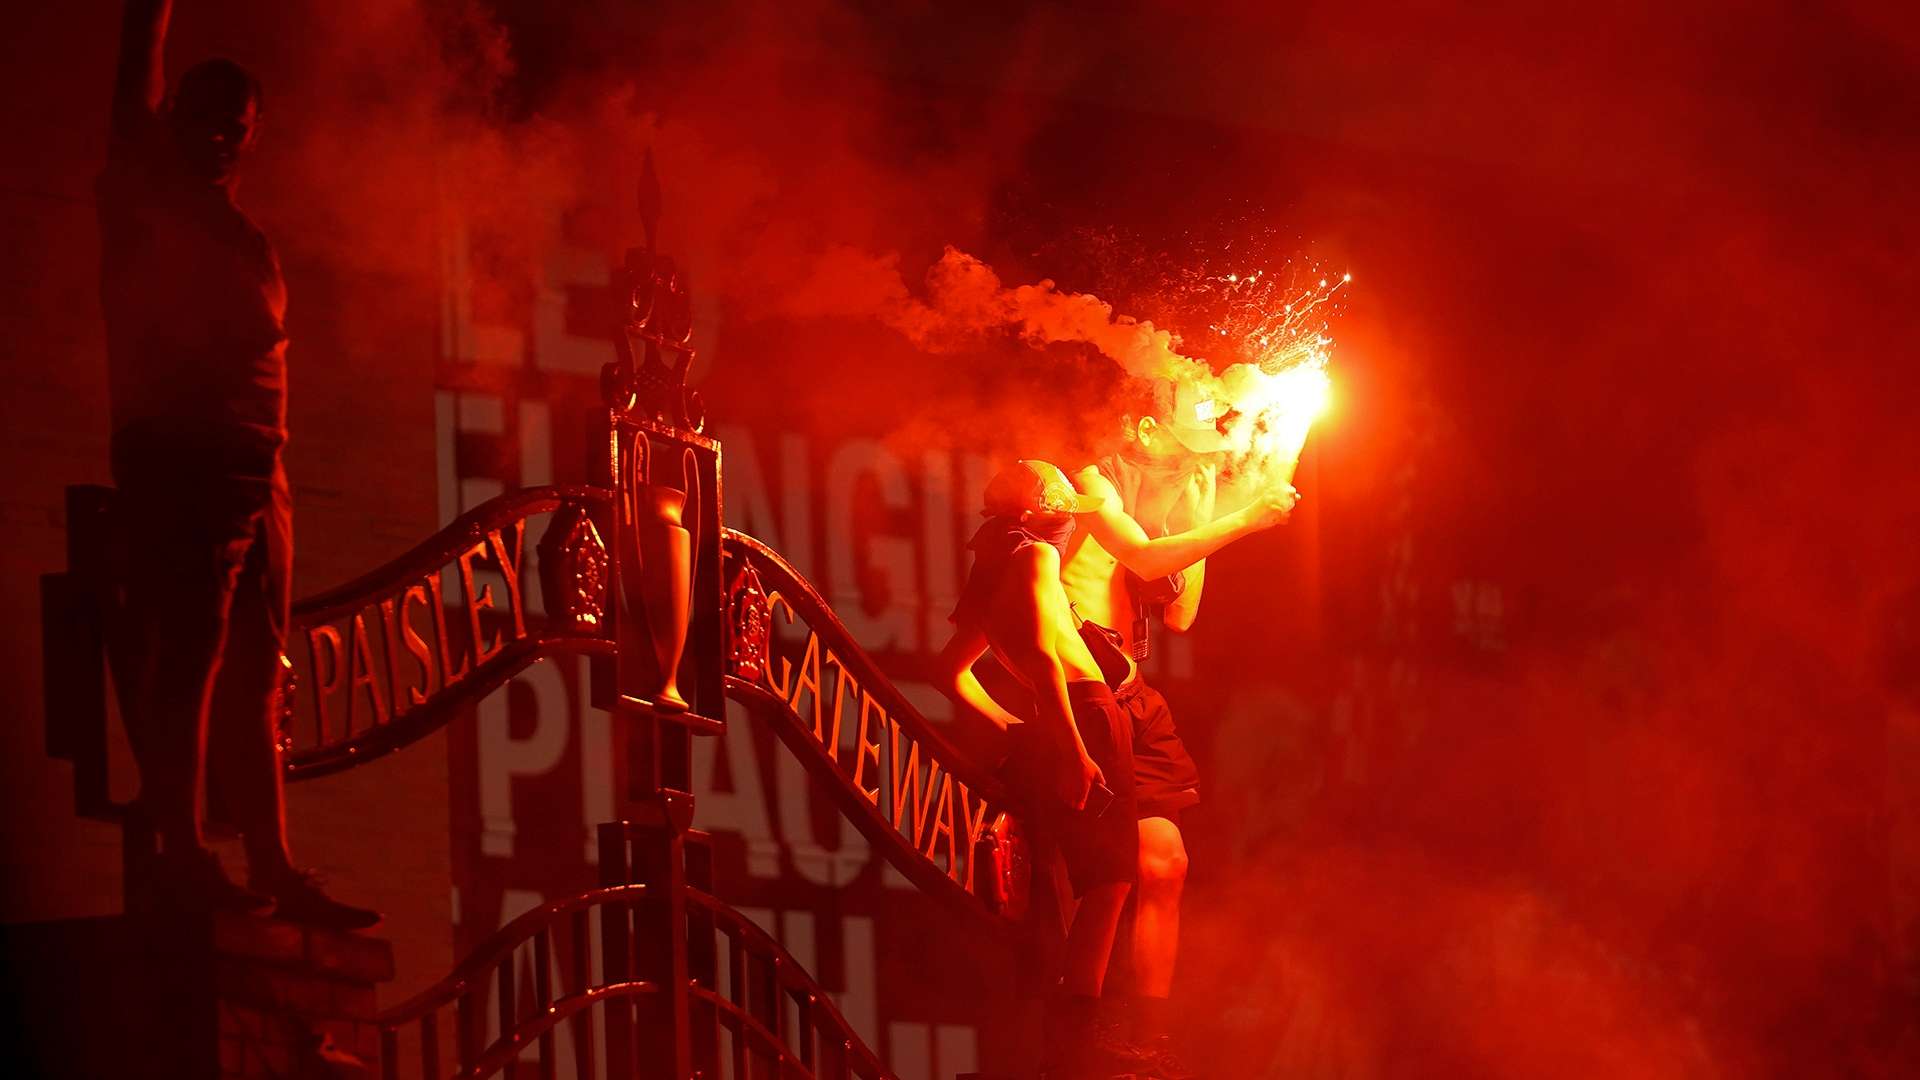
left=1116, top=679, right=1201, bottom=819
left=999, top=681, right=1138, bottom=896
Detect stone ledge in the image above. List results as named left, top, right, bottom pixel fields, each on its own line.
left=214, top=958, right=377, bottom=1019
left=302, top=921, right=395, bottom=983
left=210, top=911, right=394, bottom=984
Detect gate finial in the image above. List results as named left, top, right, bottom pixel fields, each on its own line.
left=638, top=148, right=661, bottom=252
left=603, top=148, right=702, bottom=432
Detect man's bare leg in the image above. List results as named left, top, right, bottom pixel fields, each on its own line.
left=1125, top=814, right=1198, bottom=1076
left=1047, top=881, right=1141, bottom=1074
left=1062, top=881, right=1132, bottom=996
left=1133, top=815, right=1189, bottom=998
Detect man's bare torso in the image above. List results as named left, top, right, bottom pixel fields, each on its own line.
left=1061, top=530, right=1133, bottom=644
left=1061, top=462, right=1186, bottom=654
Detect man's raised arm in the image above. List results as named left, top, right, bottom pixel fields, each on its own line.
left=1072, top=466, right=1295, bottom=581
left=112, top=0, right=172, bottom=142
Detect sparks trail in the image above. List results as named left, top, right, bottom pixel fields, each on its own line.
left=1211, top=266, right=1349, bottom=489
left=871, top=246, right=1349, bottom=490
left=1196, top=264, right=1351, bottom=374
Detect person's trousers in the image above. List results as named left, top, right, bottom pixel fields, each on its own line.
left=113, top=454, right=292, bottom=856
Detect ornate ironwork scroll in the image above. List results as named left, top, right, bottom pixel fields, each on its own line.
left=537, top=504, right=610, bottom=633
left=725, top=552, right=770, bottom=685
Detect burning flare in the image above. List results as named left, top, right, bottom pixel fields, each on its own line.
left=1221, top=353, right=1333, bottom=488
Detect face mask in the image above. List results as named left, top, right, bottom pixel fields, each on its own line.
left=971, top=512, right=1077, bottom=556
left=1020, top=512, right=1078, bottom=551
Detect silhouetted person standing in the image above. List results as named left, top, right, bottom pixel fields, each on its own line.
left=101, top=0, right=376, bottom=929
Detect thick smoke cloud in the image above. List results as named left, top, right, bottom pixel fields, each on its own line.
left=261, top=1, right=1920, bottom=1073
left=772, top=243, right=1206, bottom=404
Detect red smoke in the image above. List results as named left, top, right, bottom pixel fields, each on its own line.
left=7, top=1, right=1916, bottom=1075
left=239, top=2, right=1920, bottom=1072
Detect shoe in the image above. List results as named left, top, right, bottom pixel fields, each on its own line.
left=252, top=869, right=383, bottom=931
left=1087, top=1014, right=1162, bottom=1077
left=159, top=847, right=272, bottom=913
left=1134, top=1034, right=1200, bottom=1080
left=1108, top=996, right=1200, bottom=1080
left=1043, top=1011, right=1160, bottom=1079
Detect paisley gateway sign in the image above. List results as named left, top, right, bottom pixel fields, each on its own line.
left=281, top=488, right=618, bottom=779
left=754, top=585, right=1007, bottom=898
left=302, top=522, right=532, bottom=738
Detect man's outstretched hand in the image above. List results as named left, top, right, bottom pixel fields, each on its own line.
left=1245, top=483, right=1301, bottom=529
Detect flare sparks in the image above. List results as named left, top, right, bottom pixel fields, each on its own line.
left=1211, top=269, right=1349, bottom=488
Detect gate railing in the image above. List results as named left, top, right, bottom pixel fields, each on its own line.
left=374, top=884, right=654, bottom=1080
left=38, top=166, right=1017, bottom=1079
left=372, top=814, right=898, bottom=1080
left=684, top=886, right=890, bottom=1080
